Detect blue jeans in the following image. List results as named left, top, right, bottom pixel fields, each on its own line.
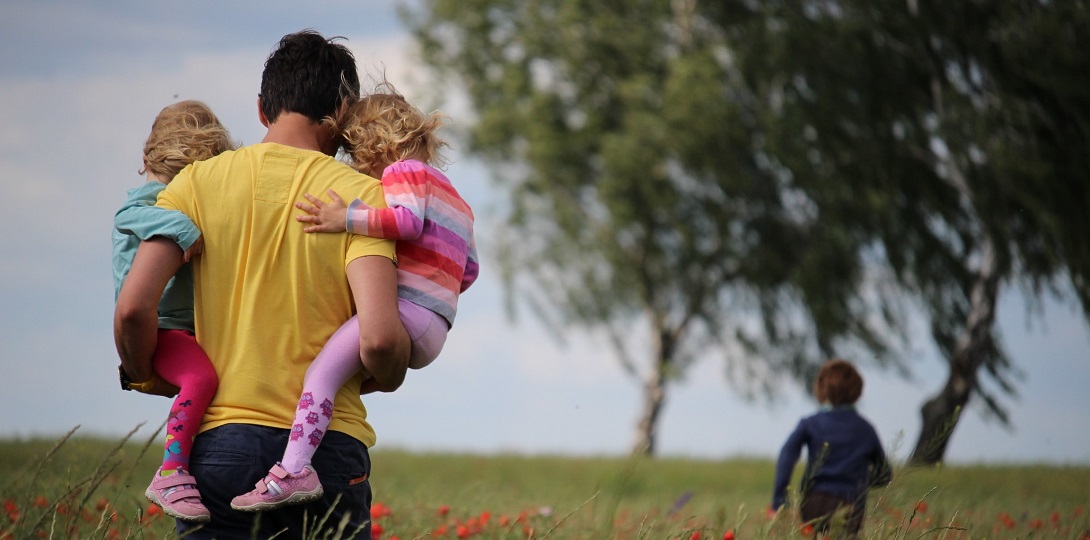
left=177, top=424, right=372, bottom=539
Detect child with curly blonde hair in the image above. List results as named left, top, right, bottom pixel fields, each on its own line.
left=230, top=87, right=479, bottom=511
left=113, top=100, right=237, bottom=522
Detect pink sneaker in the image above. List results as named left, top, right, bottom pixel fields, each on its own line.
left=144, top=467, right=211, bottom=523
left=230, top=463, right=323, bottom=512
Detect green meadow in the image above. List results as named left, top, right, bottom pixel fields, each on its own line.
left=1, top=428, right=1086, bottom=539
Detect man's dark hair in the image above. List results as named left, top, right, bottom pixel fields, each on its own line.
left=260, top=30, right=361, bottom=124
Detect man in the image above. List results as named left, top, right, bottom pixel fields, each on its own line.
left=115, top=30, right=409, bottom=539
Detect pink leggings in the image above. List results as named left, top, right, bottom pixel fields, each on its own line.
left=278, top=300, right=446, bottom=473
left=152, top=329, right=218, bottom=472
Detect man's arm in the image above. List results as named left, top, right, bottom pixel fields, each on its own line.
left=114, top=237, right=183, bottom=383
left=346, top=255, right=410, bottom=392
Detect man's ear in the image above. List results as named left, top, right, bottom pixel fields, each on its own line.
left=257, top=96, right=269, bottom=127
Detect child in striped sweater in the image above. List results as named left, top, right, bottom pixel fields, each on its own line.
left=230, top=88, right=479, bottom=512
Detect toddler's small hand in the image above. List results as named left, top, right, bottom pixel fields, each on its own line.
left=295, top=189, right=349, bottom=233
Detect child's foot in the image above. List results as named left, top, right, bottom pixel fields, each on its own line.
left=230, top=463, right=323, bottom=512
left=144, top=467, right=211, bottom=523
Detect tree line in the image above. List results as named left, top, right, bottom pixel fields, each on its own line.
left=402, top=0, right=1090, bottom=463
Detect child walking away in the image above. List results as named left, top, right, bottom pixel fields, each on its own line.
left=113, top=100, right=236, bottom=523
left=230, top=87, right=479, bottom=512
left=770, top=359, right=892, bottom=539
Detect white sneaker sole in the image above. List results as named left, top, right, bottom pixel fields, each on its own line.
left=230, top=486, right=324, bottom=512
left=145, top=488, right=212, bottom=523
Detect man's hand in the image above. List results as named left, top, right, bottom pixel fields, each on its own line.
left=359, top=377, right=385, bottom=395
left=120, top=366, right=180, bottom=397
left=183, top=234, right=204, bottom=263
left=295, top=190, right=349, bottom=233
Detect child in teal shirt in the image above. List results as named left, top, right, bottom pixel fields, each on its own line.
left=113, top=100, right=236, bottom=523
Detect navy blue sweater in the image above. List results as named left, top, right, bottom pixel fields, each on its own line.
left=771, top=406, right=891, bottom=509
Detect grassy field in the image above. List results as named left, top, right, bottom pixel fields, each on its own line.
left=1, top=428, right=1087, bottom=539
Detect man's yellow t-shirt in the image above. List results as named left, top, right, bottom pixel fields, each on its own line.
left=158, top=142, right=395, bottom=446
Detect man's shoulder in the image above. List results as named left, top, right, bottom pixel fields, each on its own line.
left=181, top=143, right=365, bottom=184
left=315, top=158, right=380, bottom=190
left=191, top=142, right=327, bottom=170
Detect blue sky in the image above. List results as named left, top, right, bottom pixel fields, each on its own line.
left=1, top=1, right=1088, bottom=465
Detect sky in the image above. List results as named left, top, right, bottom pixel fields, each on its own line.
left=1, top=1, right=1088, bottom=467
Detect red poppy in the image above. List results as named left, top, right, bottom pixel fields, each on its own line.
left=997, top=512, right=1016, bottom=529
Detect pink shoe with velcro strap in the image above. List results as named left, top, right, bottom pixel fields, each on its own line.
left=144, top=467, right=211, bottom=523
left=230, top=463, right=323, bottom=512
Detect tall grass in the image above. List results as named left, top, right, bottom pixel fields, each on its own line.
left=1, top=428, right=1087, bottom=539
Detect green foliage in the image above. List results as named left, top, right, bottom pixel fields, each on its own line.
left=729, top=1, right=1088, bottom=460
left=404, top=0, right=910, bottom=400
left=405, top=0, right=1090, bottom=460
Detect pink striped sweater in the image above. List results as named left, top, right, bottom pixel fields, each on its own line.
left=346, top=159, right=479, bottom=326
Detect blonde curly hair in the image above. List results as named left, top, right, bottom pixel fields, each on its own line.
left=141, top=100, right=237, bottom=181
left=329, top=84, right=448, bottom=177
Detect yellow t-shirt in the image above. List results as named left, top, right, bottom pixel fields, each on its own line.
left=158, top=142, right=395, bottom=446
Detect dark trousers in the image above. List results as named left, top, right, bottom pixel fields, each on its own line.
left=801, top=490, right=866, bottom=539
left=176, top=424, right=373, bottom=539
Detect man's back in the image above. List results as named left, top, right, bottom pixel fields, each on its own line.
left=159, top=141, right=394, bottom=444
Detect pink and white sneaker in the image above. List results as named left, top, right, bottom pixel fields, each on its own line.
left=144, top=467, right=211, bottom=523
left=230, top=463, right=323, bottom=512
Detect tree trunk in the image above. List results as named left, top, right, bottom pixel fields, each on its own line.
left=631, top=355, right=667, bottom=455
left=910, top=239, right=1000, bottom=465
left=631, top=328, right=673, bottom=456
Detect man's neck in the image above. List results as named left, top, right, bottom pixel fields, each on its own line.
left=261, top=112, right=334, bottom=154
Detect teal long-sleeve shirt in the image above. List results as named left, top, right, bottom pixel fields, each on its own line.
left=111, top=180, right=201, bottom=331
